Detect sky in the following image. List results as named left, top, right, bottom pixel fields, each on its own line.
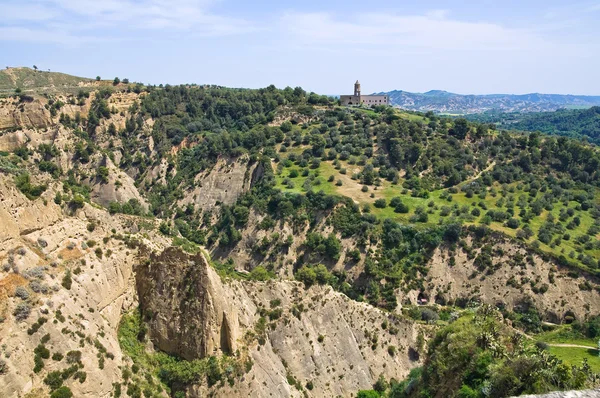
left=1, top=0, right=600, bottom=95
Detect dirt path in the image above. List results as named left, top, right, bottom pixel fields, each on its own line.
left=459, top=161, right=496, bottom=186
left=518, top=330, right=598, bottom=350
left=547, top=343, right=598, bottom=350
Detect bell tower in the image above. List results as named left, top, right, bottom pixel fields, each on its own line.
left=354, top=80, right=361, bottom=96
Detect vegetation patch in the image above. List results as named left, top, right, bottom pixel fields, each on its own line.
left=118, top=310, right=250, bottom=396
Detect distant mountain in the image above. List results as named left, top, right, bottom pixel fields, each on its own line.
left=466, top=106, right=600, bottom=145
left=380, top=89, right=600, bottom=114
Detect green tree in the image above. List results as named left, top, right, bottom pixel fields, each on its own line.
left=357, top=391, right=380, bottom=398
left=50, top=386, right=73, bottom=398
left=97, top=166, right=109, bottom=184
left=451, top=118, right=469, bottom=139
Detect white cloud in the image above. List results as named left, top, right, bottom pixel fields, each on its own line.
left=0, top=26, right=98, bottom=46
left=278, top=11, right=552, bottom=52
left=3, top=4, right=60, bottom=21
left=0, top=0, right=254, bottom=44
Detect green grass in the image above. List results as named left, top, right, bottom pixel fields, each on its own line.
left=536, top=325, right=600, bottom=372
left=0, top=67, right=93, bottom=96
left=274, top=146, right=599, bottom=271
left=537, top=325, right=598, bottom=348
left=172, top=236, right=200, bottom=254
left=548, top=346, right=600, bottom=372
left=274, top=157, right=339, bottom=195
left=119, top=310, right=253, bottom=395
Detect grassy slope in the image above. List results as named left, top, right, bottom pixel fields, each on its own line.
left=0, top=67, right=92, bottom=95
left=548, top=347, right=600, bottom=372
left=274, top=111, right=600, bottom=273
left=537, top=326, right=598, bottom=348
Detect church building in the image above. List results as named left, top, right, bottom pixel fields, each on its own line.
left=340, top=81, right=389, bottom=106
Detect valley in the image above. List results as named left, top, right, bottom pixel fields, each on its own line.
left=0, top=67, right=599, bottom=397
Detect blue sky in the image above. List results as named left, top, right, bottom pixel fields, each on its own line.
left=2, top=0, right=600, bottom=95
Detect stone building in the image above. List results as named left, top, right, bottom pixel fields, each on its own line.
left=340, top=80, right=389, bottom=106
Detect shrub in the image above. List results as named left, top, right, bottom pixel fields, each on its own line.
left=35, top=344, right=50, bottom=359
left=535, top=341, right=549, bottom=351
left=357, top=391, right=380, bottom=398
left=30, top=280, right=49, bottom=294
left=13, top=302, right=31, bottom=320
left=33, top=355, right=44, bottom=373
left=295, top=264, right=333, bottom=287
left=421, top=308, right=439, bottom=323
left=373, top=374, right=389, bottom=392
left=506, top=218, right=520, bottom=229
left=14, top=286, right=29, bottom=300
left=44, top=370, right=64, bottom=390
left=389, top=197, right=403, bottom=208
left=62, top=270, right=72, bottom=290
left=388, top=345, right=397, bottom=356
left=15, top=173, right=46, bottom=200
left=374, top=198, right=386, bottom=208
left=66, top=350, right=82, bottom=364
left=159, top=222, right=171, bottom=236
left=394, top=202, right=409, bottom=213
left=50, top=386, right=73, bottom=398
left=249, top=266, right=272, bottom=281
left=70, top=194, right=85, bottom=209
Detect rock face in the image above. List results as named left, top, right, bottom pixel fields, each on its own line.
left=88, top=156, right=149, bottom=210
left=424, top=236, right=600, bottom=322
left=136, top=246, right=425, bottom=397
left=0, top=97, right=53, bottom=130
left=516, top=390, right=600, bottom=398
left=179, top=156, right=257, bottom=211
left=136, top=247, right=238, bottom=360
left=0, top=174, right=163, bottom=398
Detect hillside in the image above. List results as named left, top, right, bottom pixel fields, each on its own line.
left=466, top=106, right=600, bottom=145
left=0, top=77, right=600, bottom=397
left=0, top=67, right=99, bottom=96
left=381, top=89, right=600, bottom=114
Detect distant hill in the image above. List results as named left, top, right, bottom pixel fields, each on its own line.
left=380, top=89, right=600, bottom=114
left=466, top=106, right=600, bottom=145
left=0, top=67, right=93, bottom=95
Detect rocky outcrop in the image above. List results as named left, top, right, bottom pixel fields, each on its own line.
left=516, top=390, right=600, bottom=398
left=0, top=97, right=53, bottom=130
left=0, top=174, right=167, bottom=398
left=0, top=177, right=63, bottom=239
left=136, top=246, right=425, bottom=397
left=136, top=247, right=238, bottom=359
left=179, top=156, right=257, bottom=212
left=88, top=156, right=148, bottom=210
left=423, top=236, right=600, bottom=322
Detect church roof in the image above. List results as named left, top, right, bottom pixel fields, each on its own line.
left=355, top=80, right=360, bottom=84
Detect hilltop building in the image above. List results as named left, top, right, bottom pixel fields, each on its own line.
left=340, top=81, right=389, bottom=106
